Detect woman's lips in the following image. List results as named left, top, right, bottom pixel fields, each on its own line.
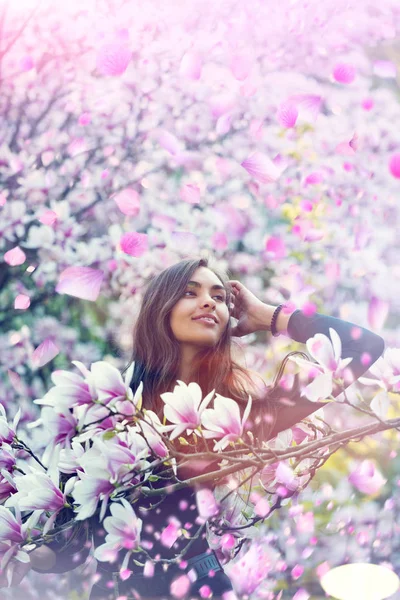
left=192, top=317, right=217, bottom=325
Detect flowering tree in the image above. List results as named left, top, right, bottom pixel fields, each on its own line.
left=1, top=0, right=400, bottom=597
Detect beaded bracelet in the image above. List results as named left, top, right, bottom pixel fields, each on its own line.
left=270, top=303, right=286, bottom=337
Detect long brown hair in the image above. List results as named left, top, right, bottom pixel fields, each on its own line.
left=122, top=255, right=305, bottom=445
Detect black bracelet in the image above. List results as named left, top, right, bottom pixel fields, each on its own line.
left=270, top=304, right=285, bottom=337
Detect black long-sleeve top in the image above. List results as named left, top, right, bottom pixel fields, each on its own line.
left=31, top=309, right=385, bottom=599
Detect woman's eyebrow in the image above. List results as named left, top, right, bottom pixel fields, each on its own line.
left=187, top=281, right=227, bottom=293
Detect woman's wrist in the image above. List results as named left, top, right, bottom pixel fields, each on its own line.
left=255, top=302, right=297, bottom=336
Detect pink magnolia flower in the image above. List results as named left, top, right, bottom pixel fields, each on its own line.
left=89, top=361, right=138, bottom=407
left=40, top=406, right=77, bottom=449
left=93, top=498, right=142, bottom=562
left=128, top=410, right=169, bottom=459
left=160, top=381, right=215, bottom=441
left=200, top=393, right=252, bottom=451
left=289, top=328, right=354, bottom=402
left=0, top=444, right=16, bottom=471
left=0, top=405, right=20, bottom=445
left=73, top=471, right=115, bottom=521
left=34, top=362, right=95, bottom=411
left=5, top=470, right=66, bottom=512
left=0, top=507, right=24, bottom=543
left=359, top=348, right=400, bottom=418
left=348, top=460, right=386, bottom=495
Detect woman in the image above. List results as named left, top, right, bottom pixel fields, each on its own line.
left=28, top=256, right=385, bottom=599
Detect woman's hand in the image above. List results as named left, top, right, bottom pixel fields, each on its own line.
left=228, top=280, right=272, bottom=337
left=28, top=545, right=57, bottom=572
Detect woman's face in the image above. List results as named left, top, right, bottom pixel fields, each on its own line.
left=169, top=267, right=230, bottom=349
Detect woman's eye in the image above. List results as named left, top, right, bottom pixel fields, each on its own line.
left=184, top=291, right=225, bottom=301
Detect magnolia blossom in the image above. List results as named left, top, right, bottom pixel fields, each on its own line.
left=93, top=498, right=142, bottom=564
left=128, top=410, right=169, bottom=459
left=160, top=381, right=215, bottom=441
left=0, top=444, right=16, bottom=471
left=0, top=405, right=20, bottom=444
left=289, top=328, right=354, bottom=402
left=4, top=470, right=66, bottom=513
left=0, top=507, right=24, bottom=543
left=359, top=348, right=400, bottom=418
left=73, top=436, right=152, bottom=521
left=200, top=393, right=252, bottom=451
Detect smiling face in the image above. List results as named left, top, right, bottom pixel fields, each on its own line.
left=169, top=266, right=230, bottom=351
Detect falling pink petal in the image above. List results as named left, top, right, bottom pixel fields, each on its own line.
left=216, top=113, right=233, bottom=135
left=220, top=534, right=235, bottom=551
left=373, top=60, right=397, bottom=78
left=113, top=188, right=141, bottom=216
left=333, top=63, right=356, bottom=84
left=78, top=112, right=92, bottom=126
left=291, top=564, right=304, bottom=580
left=249, top=119, right=263, bottom=140
left=362, top=97, right=374, bottom=111
left=39, top=210, right=58, bottom=225
left=0, top=193, right=6, bottom=206
left=304, top=172, right=324, bottom=186
left=160, top=522, right=180, bottom=548
left=349, top=133, right=359, bottom=151
left=8, top=370, right=24, bottom=393
left=389, top=153, right=400, bottom=179
left=230, top=53, right=252, bottom=81
left=240, top=79, right=257, bottom=98
left=170, top=574, right=191, bottom=598
left=368, top=296, right=389, bottom=330
left=211, top=232, right=228, bottom=250
left=301, top=302, right=317, bottom=317
left=4, top=246, right=26, bottom=266
left=115, top=28, right=130, bottom=42
left=67, top=138, right=87, bottom=157
left=254, top=497, right=270, bottom=517
left=199, top=584, right=212, bottom=598
left=303, top=228, right=325, bottom=242
left=265, top=236, right=286, bottom=259
left=120, top=232, right=148, bottom=257
left=287, top=94, right=322, bottom=122
left=348, top=460, right=386, bottom=495
left=143, top=561, right=154, bottom=578
left=361, top=352, right=372, bottom=366
left=119, top=568, right=132, bottom=581
left=293, top=589, right=310, bottom=600
left=209, top=93, right=236, bottom=118
left=316, top=562, right=330, bottom=578
left=97, top=42, right=132, bottom=76
left=56, top=266, right=104, bottom=301
left=32, top=338, right=60, bottom=369
left=179, top=51, right=202, bottom=80
left=335, top=140, right=356, bottom=156
left=14, top=294, right=30, bottom=310
left=300, top=200, right=313, bottom=212
left=20, top=55, right=34, bottom=71
left=157, top=130, right=182, bottom=155
left=41, top=151, right=54, bottom=166
left=276, top=101, right=298, bottom=128
left=241, top=152, right=282, bottom=183
left=180, top=184, right=201, bottom=204
left=196, top=488, right=220, bottom=519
